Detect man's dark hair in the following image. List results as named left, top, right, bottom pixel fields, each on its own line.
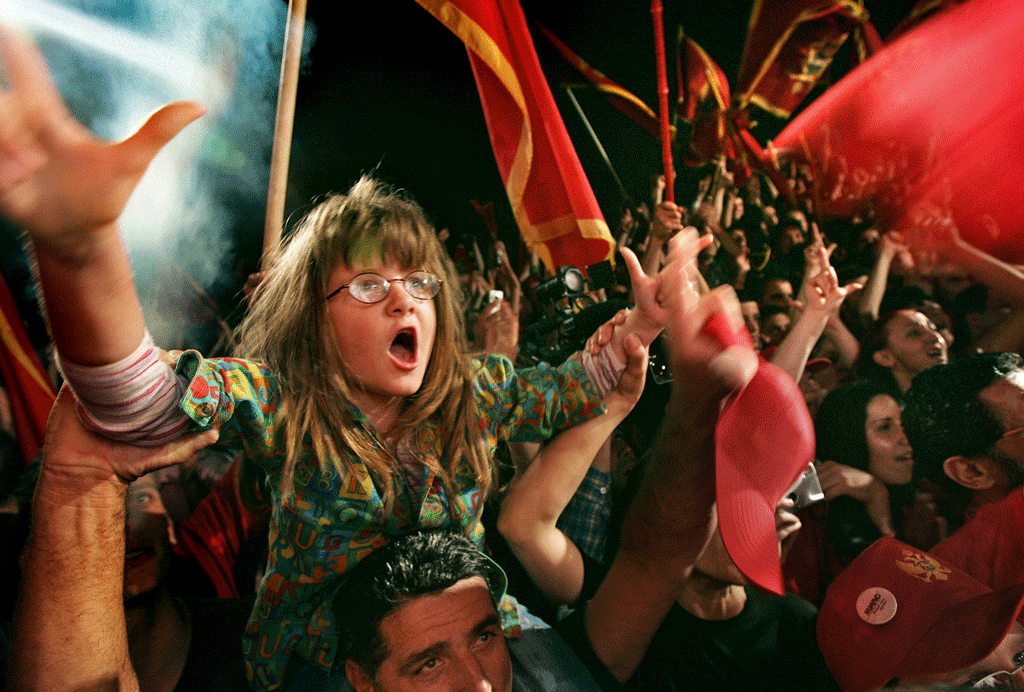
left=333, top=529, right=504, bottom=679
left=854, top=310, right=910, bottom=397
left=902, top=352, right=1024, bottom=497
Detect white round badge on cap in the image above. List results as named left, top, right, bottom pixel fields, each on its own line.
left=856, top=587, right=897, bottom=625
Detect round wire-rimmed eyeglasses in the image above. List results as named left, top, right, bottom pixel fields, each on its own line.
left=326, top=270, right=442, bottom=304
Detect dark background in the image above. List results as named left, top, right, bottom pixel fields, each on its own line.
left=1, top=0, right=922, bottom=353
left=285, top=0, right=919, bottom=255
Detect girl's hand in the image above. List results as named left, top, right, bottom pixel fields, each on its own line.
left=815, top=460, right=895, bottom=536
left=0, top=27, right=204, bottom=247
left=602, top=333, right=647, bottom=418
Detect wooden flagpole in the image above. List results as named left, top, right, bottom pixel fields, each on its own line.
left=262, top=0, right=307, bottom=268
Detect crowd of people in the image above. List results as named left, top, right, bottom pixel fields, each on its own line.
left=3, top=19, right=1024, bottom=692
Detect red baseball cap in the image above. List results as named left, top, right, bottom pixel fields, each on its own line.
left=715, top=358, right=815, bottom=595
left=817, top=537, right=1024, bottom=692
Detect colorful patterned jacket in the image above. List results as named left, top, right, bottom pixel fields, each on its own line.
left=174, top=350, right=603, bottom=690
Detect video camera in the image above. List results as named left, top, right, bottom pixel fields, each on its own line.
left=519, top=259, right=627, bottom=366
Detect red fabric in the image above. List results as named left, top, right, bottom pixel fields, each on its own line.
left=535, top=24, right=663, bottom=141
left=772, top=0, right=1024, bottom=264
left=930, top=487, right=1024, bottom=591
left=676, top=34, right=732, bottom=166
left=716, top=359, right=814, bottom=596
left=736, top=0, right=868, bottom=118
left=172, top=458, right=270, bottom=598
left=415, top=0, right=616, bottom=274
left=0, top=273, right=54, bottom=464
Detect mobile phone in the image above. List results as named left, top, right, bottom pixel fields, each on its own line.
left=785, top=464, right=825, bottom=510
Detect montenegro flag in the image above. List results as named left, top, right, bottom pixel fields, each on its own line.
left=414, top=0, right=616, bottom=274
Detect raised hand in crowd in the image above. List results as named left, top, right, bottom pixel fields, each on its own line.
left=859, top=230, right=911, bottom=326
left=497, top=322, right=647, bottom=606
left=472, top=296, right=519, bottom=361
left=8, top=386, right=219, bottom=692
left=773, top=244, right=864, bottom=381
left=0, top=27, right=202, bottom=367
left=814, top=459, right=895, bottom=537
left=583, top=235, right=758, bottom=682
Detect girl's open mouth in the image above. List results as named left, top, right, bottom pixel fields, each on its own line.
left=389, top=328, right=418, bottom=366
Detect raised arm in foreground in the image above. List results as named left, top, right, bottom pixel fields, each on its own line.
left=8, top=386, right=217, bottom=692
left=0, top=27, right=202, bottom=366
left=583, top=247, right=758, bottom=683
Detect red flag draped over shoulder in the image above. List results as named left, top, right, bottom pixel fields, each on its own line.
left=736, top=0, right=868, bottom=118
left=0, top=273, right=54, bottom=464
left=772, top=0, right=1024, bottom=264
left=414, top=0, right=615, bottom=273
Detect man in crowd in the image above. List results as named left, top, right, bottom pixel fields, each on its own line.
left=817, top=536, right=1024, bottom=691
left=902, top=351, right=1024, bottom=588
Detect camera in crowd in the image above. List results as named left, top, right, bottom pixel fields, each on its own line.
left=519, top=260, right=627, bottom=366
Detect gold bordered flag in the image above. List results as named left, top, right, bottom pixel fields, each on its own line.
left=415, top=0, right=616, bottom=273
left=736, top=0, right=868, bottom=119
left=0, top=273, right=54, bottom=464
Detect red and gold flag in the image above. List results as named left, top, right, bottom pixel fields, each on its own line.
left=772, top=0, right=1024, bottom=264
left=676, top=31, right=732, bottom=166
left=534, top=24, right=663, bottom=141
left=736, top=0, right=869, bottom=119
left=0, top=273, right=54, bottom=464
left=414, top=0, right=615, bottom=273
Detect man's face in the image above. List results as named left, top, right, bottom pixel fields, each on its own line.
left=124, top=473, right=174, bottom=604
left=761, top=279, right=795, bottom=312
left=978, top=371, right=1024, bottom=489
left=350, top=576, right=513, bottom=692
left=900, top=621, right=1024, bottom=688
left=760, top=312, right=792, bottom=347
left=740, top=301, right=760, bottom=350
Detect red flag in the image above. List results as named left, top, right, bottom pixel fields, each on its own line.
left=736, top=0, right=869, bottom=118
left=676, top=31, right=732, bottom=166
left=772, top=0, right=1024, bottom=264
left=414, top=0, right=616, bottom=273
left=534, top=24, right=664, bottom=141
left=0, top=274, right=55, bottom=464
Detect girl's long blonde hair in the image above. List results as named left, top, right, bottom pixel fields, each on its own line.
left=236, top=177, right=493, bottom=509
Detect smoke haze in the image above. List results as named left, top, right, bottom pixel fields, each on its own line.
left=2, top=0, right=316, bottom=351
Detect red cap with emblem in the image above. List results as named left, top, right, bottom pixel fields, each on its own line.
left=817, top=537, right=1024, bottom=692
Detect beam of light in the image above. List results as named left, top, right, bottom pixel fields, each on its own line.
left=0, top=0, right=296, bottom=352
left=0, top=0, right=228, bottom=106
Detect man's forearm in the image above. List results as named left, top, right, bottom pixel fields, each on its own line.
left=9, top=470, right=138, bottom=692
left=584, top=387, right=719, bottom=683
